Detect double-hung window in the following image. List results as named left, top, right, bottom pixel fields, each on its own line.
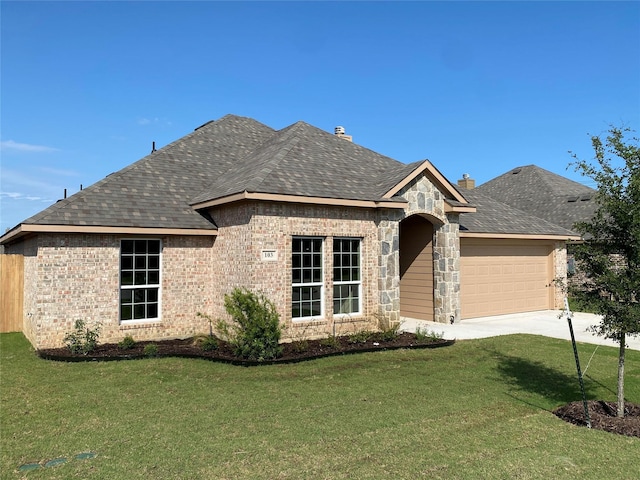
left=120, top=239, right=161, bottom=321
left=292, top=237, right=323, bottom=319
left=333, top=238, right=361, bottom=315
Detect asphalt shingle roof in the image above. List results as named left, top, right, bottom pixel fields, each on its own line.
left=474, top=165, right=597, bottom=232
left=22, top=115, right=276, bottom=230
left=16, top=115, right=414, bottom=231
left=190, top=120, right=415, bottom=204
left=459, top=188, right=578, bottom=237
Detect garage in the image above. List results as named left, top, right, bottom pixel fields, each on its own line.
left=460, top=238, right=554, bottom=319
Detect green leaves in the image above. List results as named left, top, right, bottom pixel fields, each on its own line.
left=221, top=288, right=283, bottom=361
left=570, top=126, right=640, bottom=339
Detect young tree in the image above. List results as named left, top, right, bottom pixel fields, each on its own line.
left=570, top=126, right=640, bottom=418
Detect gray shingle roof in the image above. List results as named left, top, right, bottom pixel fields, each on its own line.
left=21, top=115, right=275, bottom=230
left=190, top=120, right=414, bottom=204
left=475, top=165, right=597, bottom=232
left=459, top=189, right=578, bottom=237
left=16, top=115, right=415, bottom=232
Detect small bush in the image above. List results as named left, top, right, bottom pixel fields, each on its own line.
left=415, top=326, right=444, bottom=343
left=192, top=334, right=219, bottom=351
left=291, top=340, right=309, bottom=353
left=64, top=320, right=101, bottom=355
left=143, top=343, right=159, bottom=357
left=347, top=330, right=373, bottom=344
left=320, top=335, right=340, bottom=349
left=220, top=288, right=283, bottom=361
left=118, top=335, right=136, bottom=350
left=376, top=314, right=401, bottom=341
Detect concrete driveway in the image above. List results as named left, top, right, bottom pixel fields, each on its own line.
left=400, top=310, right=640, bottom=351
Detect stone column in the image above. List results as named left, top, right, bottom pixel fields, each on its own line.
left=377, top=211, right=402, bottom=325
left=433, top=216, right=461, bottom=323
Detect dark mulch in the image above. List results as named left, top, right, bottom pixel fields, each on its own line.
left=554, top=400, right=640, bottom=438
left=37, top=332, right=454, bottom=366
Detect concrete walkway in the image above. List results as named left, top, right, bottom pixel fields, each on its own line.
left=400, top=310, right=640, bottom=351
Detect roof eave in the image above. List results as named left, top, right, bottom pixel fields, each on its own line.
left=383, top=159, right=469, bottom=205
left=0, top=224, right=218, bottom=245
left=459, top=231, right=582, bottom=241
left=192, top=191, right=408, bottom=210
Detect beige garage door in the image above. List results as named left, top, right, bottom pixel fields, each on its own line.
left=460, top=239, right=553, bottom=319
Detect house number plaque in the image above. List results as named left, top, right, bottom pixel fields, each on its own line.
left=261, top=250, right=278, bottom=261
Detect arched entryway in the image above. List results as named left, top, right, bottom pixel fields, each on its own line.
left=399, top=215, right=435, bottom=321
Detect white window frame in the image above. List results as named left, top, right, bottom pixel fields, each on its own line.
left=119, top=239, right=162, bottom=323
left=291, top=236, right=324, bottom=321
left=332, top=237, right=362, bottom=317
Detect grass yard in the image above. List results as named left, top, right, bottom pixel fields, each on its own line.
left=1, top=332, right=638, bottom=479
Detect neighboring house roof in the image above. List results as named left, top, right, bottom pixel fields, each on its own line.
left=474, top=165, right=597, bottom=233
left=459, top=188, right=579, bottom=239
left=0, top=114, right=469, bottom=244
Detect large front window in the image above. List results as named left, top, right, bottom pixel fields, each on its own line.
left=333, top=238, right=361, bottom=315
left=120, top=239, right=161, bottom=321
left=292, top=237, right=323, bottom=319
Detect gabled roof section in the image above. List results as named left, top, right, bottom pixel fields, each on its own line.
left=475, top=164, right=596, bottom=232
left=2, top=115, right=275, bottom=239
left=459, top=188, right=580, bottom=239
left=381, top=159, right=469, bottom=204
left=190, top=120, right=427, bottom=208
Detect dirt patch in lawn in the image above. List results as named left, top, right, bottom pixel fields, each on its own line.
left=554, top=400, right=640, bottom=438
left=37, top=332, right=454, bottom=366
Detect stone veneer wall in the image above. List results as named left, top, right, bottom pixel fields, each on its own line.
left=553, top=240, right=568, bottom=309
left=395, top=175, right=462, bottom=324
left=209, top=201, right=381, bottom=340
left=13, top=233, right=214, bottom=349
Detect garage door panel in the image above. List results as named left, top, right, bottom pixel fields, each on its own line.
left=461, top=240, right=552, bottom=319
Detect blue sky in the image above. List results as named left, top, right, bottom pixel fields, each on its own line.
left=2, top=1, right=639, bottom=233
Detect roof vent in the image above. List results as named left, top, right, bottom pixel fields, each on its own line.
left=567, top=196, right=579, bottom=203
left=512, top=168, right=522, bottom=175
left=334, top=125, right=352, bottom=142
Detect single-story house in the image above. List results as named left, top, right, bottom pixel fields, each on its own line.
left=0, top=115, right=579, bottom=348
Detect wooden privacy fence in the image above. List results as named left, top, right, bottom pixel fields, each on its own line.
left=0, top=254, right=24, bottom=333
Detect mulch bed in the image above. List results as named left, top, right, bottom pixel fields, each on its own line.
left=37, top=332, right=454, bottom=366
left=553, top=400, right=640, bottom=438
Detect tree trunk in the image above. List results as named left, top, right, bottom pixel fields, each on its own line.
left=617, top=332, right=626, bottom=418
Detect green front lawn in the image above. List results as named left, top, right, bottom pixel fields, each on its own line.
left=1, top=332, right=638, bottom=479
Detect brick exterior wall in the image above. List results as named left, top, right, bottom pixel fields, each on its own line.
left=6, top=170, right=570, bottom=349
left=9, top=234, right=214, bottom=349
left=209, top=201, right=381, bottom=340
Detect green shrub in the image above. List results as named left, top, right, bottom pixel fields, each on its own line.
left=376, top=314, right=401, bottom=341
left=118, top=335, right=136, bottom=350
left=415, top=326, right=444, bottom=343
left=219, top=288, right=283, bottom=361
left=319, top=335, right=340, bottom=349
left=195, top=335, right=218, bottom=352
left=63, top=320, right=101, bottom=355
left=143, top=343, right=159, bottom=357
left=347, top=330, right=373, bottom=344
left=290, top=340, right=309, bottom=353
left=378, top=326, right=400, bottom=342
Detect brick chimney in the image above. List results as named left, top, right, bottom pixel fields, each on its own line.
left=457, top=173, right=475, bottom=189
left=334, top=126, right=352, bottom=142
